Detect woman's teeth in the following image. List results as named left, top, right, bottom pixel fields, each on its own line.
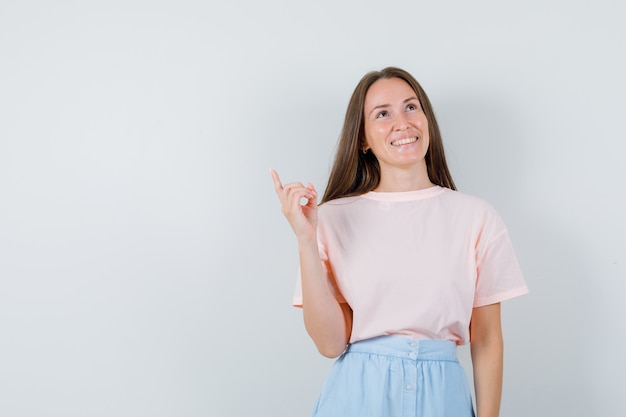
left=391, top=137, right=417, bottom=146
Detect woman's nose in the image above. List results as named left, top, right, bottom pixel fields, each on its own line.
left=394, top=112, right=410, bottom=130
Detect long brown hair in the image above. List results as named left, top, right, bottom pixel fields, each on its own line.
left=321, top=67, right=456, bottom=203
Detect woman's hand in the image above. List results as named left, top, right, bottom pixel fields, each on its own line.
left=271, top=168, right=351, bottom=357
left=270, top=169, right=318, bottom=242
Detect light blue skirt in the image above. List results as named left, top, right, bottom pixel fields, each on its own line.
left=311, top=336, right=475, bottom=417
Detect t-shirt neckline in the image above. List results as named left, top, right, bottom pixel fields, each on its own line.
left=361, top=185, right=445, bottom=202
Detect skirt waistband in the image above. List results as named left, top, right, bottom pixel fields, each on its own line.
left=345, top=336, right=458, bottom=362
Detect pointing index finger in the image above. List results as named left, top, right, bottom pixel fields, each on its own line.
left=269, top=168, right=283, bottom=193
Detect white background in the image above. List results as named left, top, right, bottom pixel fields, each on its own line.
left=1, top=1, right=624, bottom=416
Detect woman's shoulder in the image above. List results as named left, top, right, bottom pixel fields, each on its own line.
left=440, top=187, right=493, bottom=206
left=318, top=195, right=363, bottom=213
left=437, top=188, right=503, bottom=221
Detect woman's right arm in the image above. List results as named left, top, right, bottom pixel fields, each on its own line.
left=271, top=169, right=352, bottom=358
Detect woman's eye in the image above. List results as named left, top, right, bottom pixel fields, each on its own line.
left=376, top=111, right=389, bottom=118
left=407, top=104, right=417, bottom=111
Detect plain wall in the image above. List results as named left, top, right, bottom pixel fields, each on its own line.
left=1, top=0, right=624, bottom=416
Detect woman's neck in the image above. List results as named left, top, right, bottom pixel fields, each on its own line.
left=375, top=165, right=434, bottom=192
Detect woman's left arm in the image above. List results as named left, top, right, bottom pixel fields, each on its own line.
left=470, top=302, right=503, bottom=417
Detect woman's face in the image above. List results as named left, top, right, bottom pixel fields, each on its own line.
left=363, top=77, right=429, bottom=173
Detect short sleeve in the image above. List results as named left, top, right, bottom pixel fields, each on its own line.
left=292, top=239, right=346, bottom=308
left=473, top=215, right=529, bottom=308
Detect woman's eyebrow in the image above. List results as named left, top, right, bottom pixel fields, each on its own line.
left=368, top=103, right=391, bottom=115
left=368, top=97, right=419, bottom=116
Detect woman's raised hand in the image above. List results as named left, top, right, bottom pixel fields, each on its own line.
left=270, top=168, right=318, bottom=242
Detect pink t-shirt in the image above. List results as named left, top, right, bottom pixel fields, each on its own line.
left=293, top=186, right=528, bottom=345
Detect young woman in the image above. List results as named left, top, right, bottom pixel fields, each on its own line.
left=271, top=67, right=528, bottom=417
